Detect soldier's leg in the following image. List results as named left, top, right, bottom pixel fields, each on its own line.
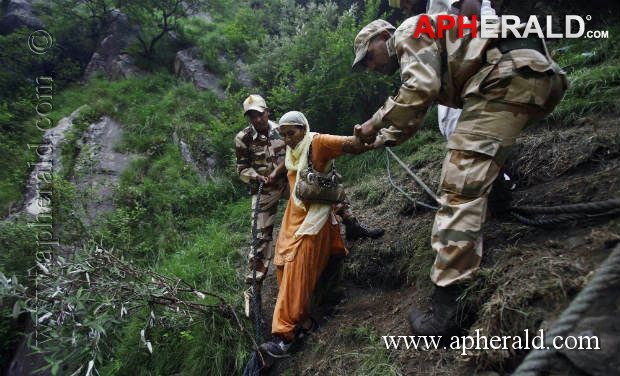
left=429, top=144, right=509, bottom=286
left=411, top=51, right=566, bottom=335
left=430, top=55, right=566, bottom=286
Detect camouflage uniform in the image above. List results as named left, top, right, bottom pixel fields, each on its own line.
left=362, top=14, right=567, bottom=286
left=235, top=120, right=287, bottom=283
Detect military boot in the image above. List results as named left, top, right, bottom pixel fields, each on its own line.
left=343, top=217, right=385, bottom=241
left=408, top=284, right=464, bottom=336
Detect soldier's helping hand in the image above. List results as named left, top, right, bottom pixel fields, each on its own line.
left=354, top=122, right=378, bottom=145
left=343, top=136, right=374, bottom=154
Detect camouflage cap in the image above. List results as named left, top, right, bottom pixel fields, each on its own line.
left=243, top=94, right=267, bottom=115
left=352, top=19, right=396, bottom=71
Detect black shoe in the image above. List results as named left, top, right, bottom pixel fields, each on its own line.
left=344, top=218, right=385, bottom=241
left=259, top=338, right=292, bottom=359
left=408, top=285, right=463, bottom=336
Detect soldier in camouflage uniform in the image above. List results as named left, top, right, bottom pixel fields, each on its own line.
left=236, top=95, right=385, bottom=315
left=236, top=95, right=287, bottom=287
left=351, top=3, right=567, bottom=335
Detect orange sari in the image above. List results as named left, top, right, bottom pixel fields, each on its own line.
left=271, top=134, right=348, bottom=341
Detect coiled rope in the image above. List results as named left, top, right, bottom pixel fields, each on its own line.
left=509, top=199, right=620, bottom=226
left=510, top=199, right=620, bottom=215
left=384, top=147, right=619, bottom=225
left=513, top=242, right=620, bottom=375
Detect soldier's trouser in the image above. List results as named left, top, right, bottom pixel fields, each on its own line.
left=430, top=48, right=567, bottom=287
left=247, top=186, right=283, bottom=283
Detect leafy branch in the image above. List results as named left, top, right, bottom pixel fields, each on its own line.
left=0, top=245, right=256, bottom=375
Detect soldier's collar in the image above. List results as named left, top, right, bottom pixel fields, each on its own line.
left=250, top=120, right=278, bottom=140
left=386, top=36, right=396, bottom=58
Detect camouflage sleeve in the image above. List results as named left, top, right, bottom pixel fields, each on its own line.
left=234, top=132, right=258, bottom=184
left=371, top=22, right=441, bottom=146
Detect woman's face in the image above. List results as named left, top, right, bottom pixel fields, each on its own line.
left=278, top=124, right=306, bottom=148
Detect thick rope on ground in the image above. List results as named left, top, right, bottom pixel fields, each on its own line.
left=509, top=211, right=583, bottom=226
left=512, top=243, right=620, bottom=376
left=510, top=198, right=620, bottom=215
left=510, top=209, right=620, bottom=227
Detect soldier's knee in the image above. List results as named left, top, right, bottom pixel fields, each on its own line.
left=440, top=149, right=500, bottom=199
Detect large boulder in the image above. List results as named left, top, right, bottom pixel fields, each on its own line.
left=0, top=0, right=42, bottom=34
left=84, top=9, right=141, bottom=80
left=72, top=117, right=135, bottom=223
left=174, top=46, right=225, bottom=98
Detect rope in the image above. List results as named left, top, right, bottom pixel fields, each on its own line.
left=383, top=147, right=619, bottom=227
left=250, top=182, right=264, bottom=344
left=510, top=212, right=583, bottom=226
left=510, top=199, right=620, bottom=215
left=513, top=243, right=620, bottom=376
left=385, top=150, right=439, bottom=211
left=385, top=147, right=441, bottom=204
left=510, top=209, right=620, bottom=227
left=243, top=182, right=268, bottom=375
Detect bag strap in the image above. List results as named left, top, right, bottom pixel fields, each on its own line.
left=306, top=140, right=336, bottom=173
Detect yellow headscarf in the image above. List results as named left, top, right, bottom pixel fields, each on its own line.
left=279, top=111, right=334, bottom=237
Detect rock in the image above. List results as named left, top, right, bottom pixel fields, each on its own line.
left=174, top=46, right=225, bottom=98
left=0, top=0, right=42, bottom=35
left=72, top=117, right=135, bottom=223
left=172, top=131, right=215, bottom=183
left=235, top=58, right=253, bottom=88
left=84, top=9, right=141, bottom=80
left=11, top=106, right=84, bottom=219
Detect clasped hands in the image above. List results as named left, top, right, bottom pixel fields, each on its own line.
left=346, top=120, right=380, bottom=154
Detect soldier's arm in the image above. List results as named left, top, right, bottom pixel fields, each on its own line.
left=370, top=28, right=441, bottom=146
left=234, top=133, right=260, bottom=184
left=268, top=160, right=286, bottom=182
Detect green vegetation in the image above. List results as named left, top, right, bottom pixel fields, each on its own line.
left=551, top=26, right=620, bottom=122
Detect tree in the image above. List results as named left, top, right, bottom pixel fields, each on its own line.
left=119, top=0, right=202, bottom=57
left=53, top=0, right=114, bottom=41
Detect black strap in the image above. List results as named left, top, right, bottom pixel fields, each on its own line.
left=306, top=140, right=335, bottom=173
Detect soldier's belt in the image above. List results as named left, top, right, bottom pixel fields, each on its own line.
left=496, top=36, right=545, bottom=55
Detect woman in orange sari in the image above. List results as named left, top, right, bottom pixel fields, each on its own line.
left=259, top=111, right=368, bottom=357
